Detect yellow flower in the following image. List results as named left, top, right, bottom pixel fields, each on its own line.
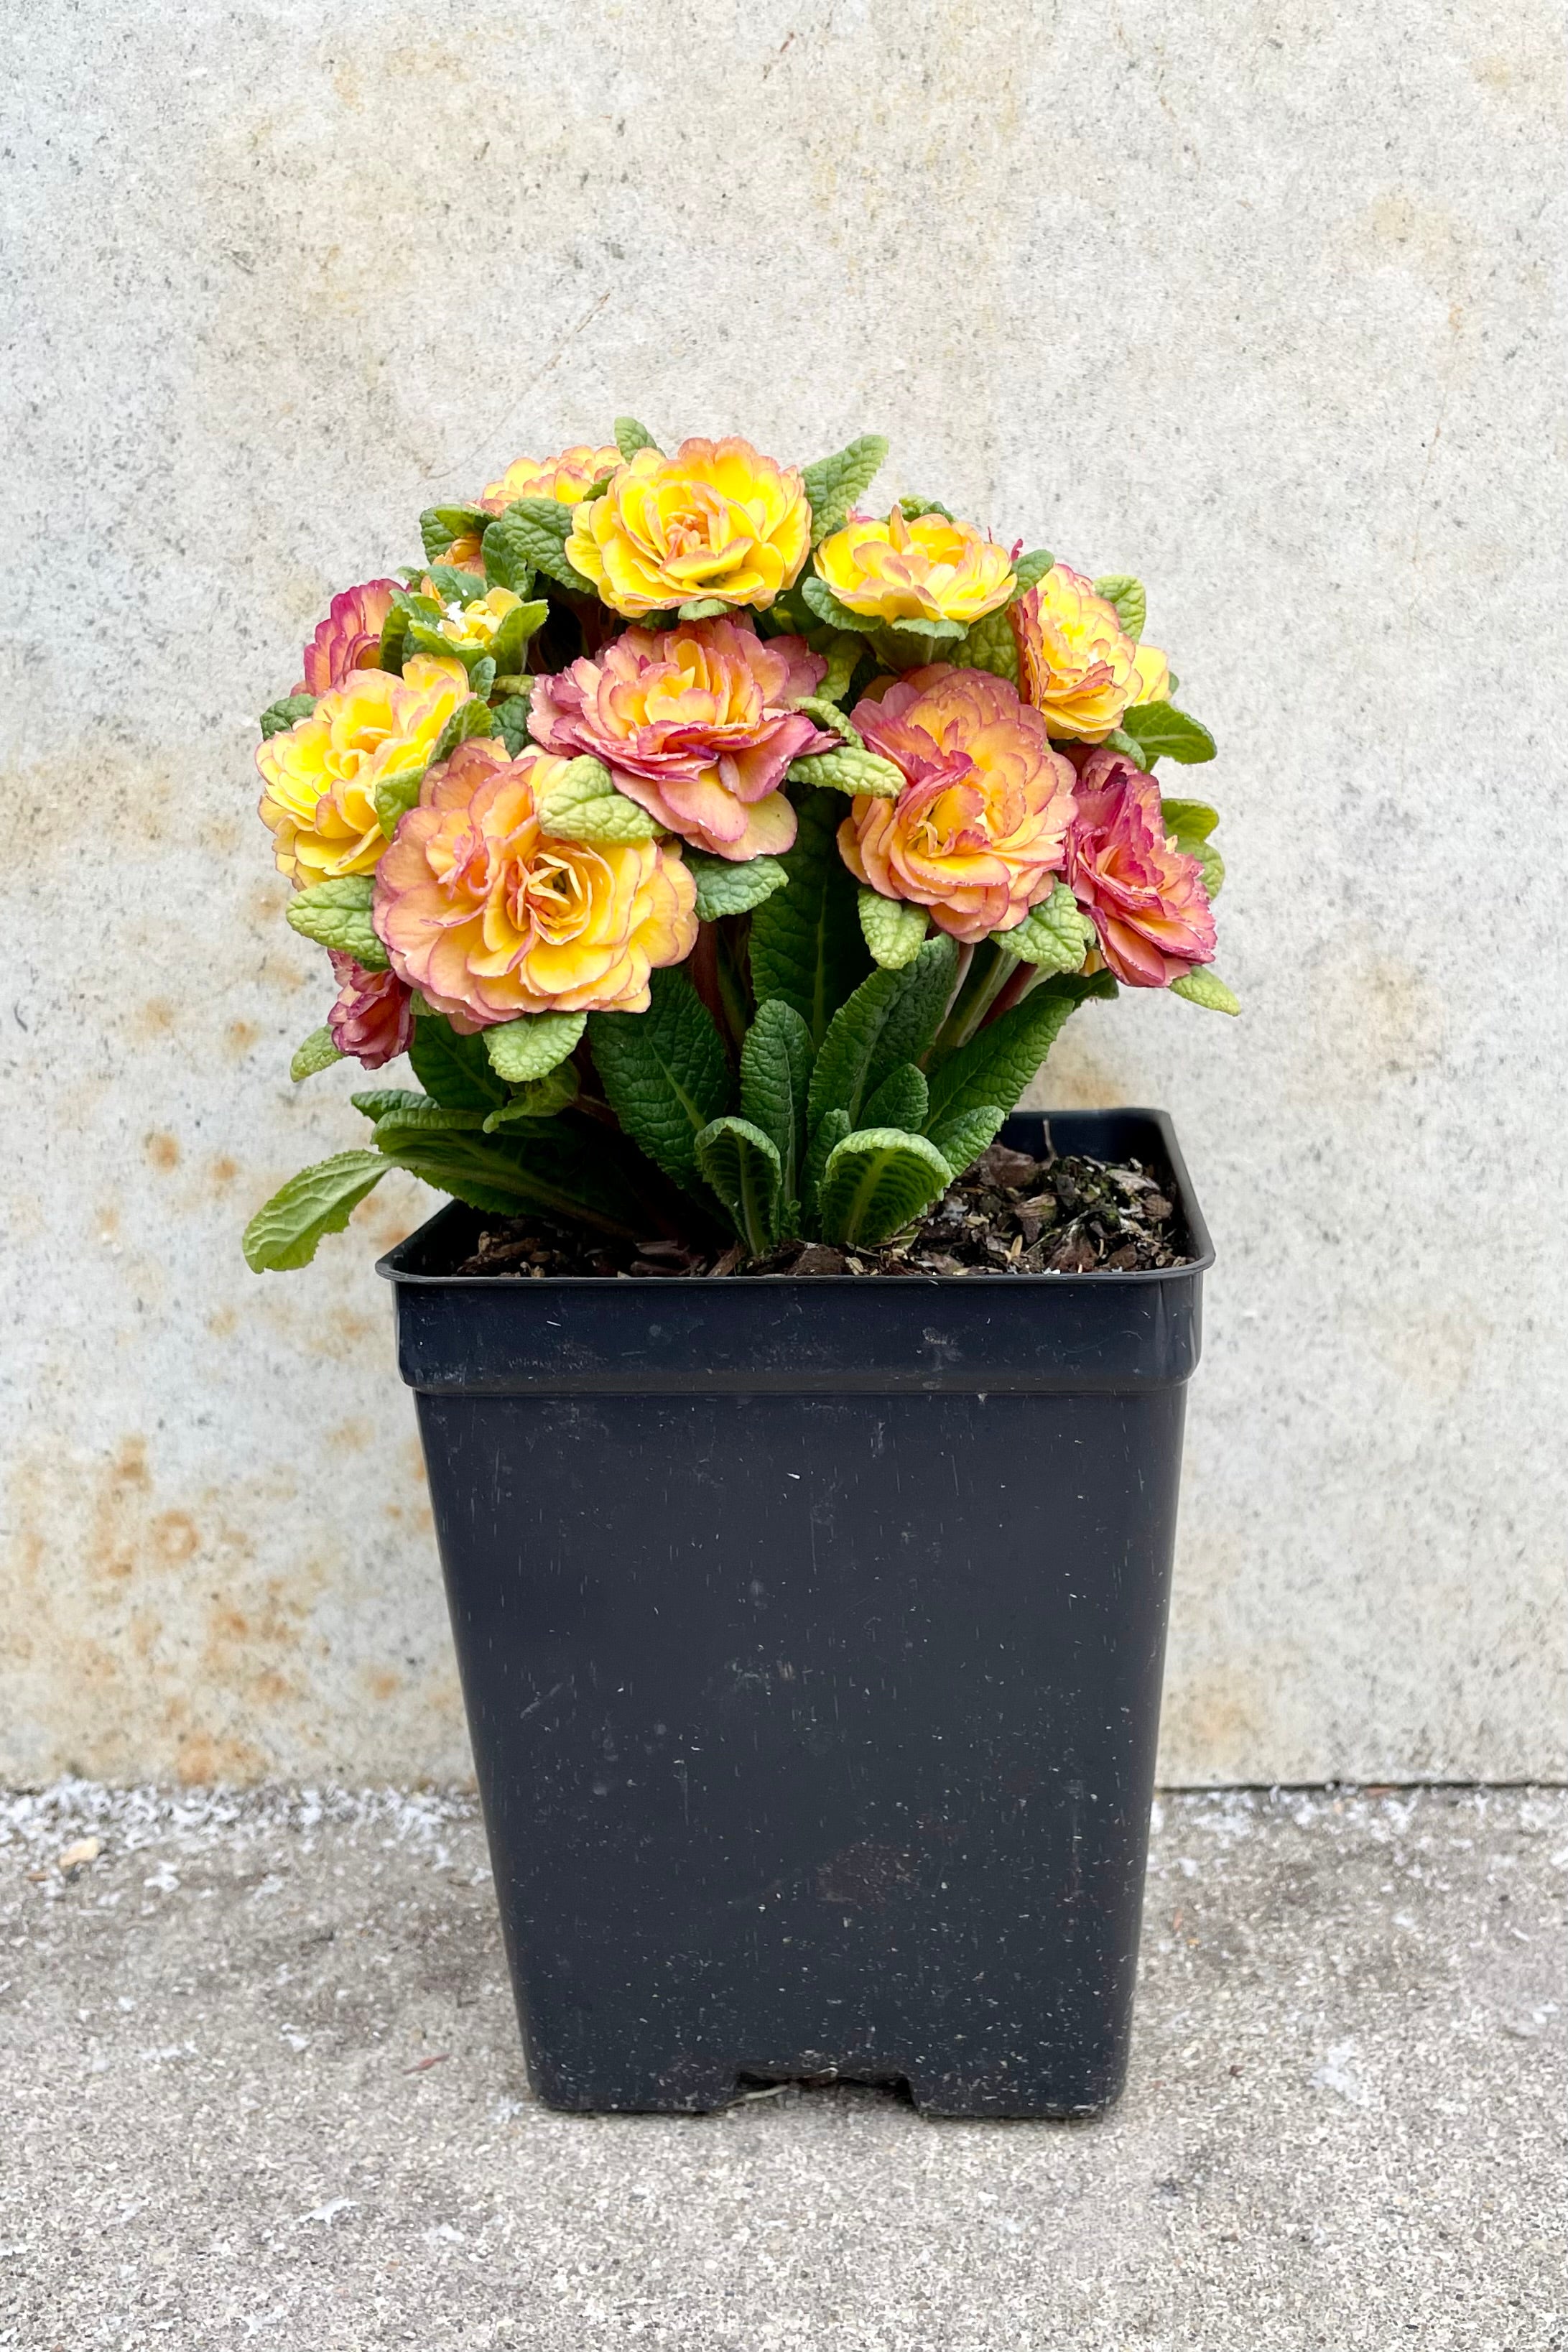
left=256, top=654, right=469, bottom=885
left=418, top=580, right=525, bottom=657
left=813, top=506, right=1014, bottom=626
left=565, top=437, right=811, bottom=619
left=1011, top=565, right=1171, bottom=742
left=375, top=739, right=698, bottom=1023
left=480, top=444, right=621, bottom=515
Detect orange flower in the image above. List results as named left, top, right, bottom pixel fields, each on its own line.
left=256, top=654, right=469, bottom=884
left=479, top=445, right=621, bottom=514
left=1011, top=565, right=1170, bottom=742
left=814, top=507, right=1013, bottom=626
left=374, top=739, right=697, bottom=1027
left=838, top=667, right=1077, bottom=943
left=565, top=437, right=810, bottom=617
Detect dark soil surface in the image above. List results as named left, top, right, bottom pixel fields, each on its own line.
left=453, top=1137, right=1190, bottom=1279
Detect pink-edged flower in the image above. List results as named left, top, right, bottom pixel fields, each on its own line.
left=326, top=953, right=414, bottom=1068
left=529, top=615, right=835, bottom=861
left=295, top=580, right=399, bottom=696
left=1063, top=747, right=1217, bottom=987
left=838, top=665, right=1077, bottom=943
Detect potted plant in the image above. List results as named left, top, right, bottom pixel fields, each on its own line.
left=244, top=422, right=1233, bottom=2116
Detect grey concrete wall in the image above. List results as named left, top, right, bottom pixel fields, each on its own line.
left=3, top=0, right=1564, bottom=1786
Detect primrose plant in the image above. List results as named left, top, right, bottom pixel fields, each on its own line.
left=244, top=423, right=1233, bottom=1272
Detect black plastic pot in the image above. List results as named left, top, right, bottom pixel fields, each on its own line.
left=380, top=1108, right=1212, bottom=2118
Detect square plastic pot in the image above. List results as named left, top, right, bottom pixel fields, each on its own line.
left=379, top=1108, right=1212, bottom=2118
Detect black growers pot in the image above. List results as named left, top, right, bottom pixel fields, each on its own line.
left=379, top=1106, right=1212, bottom=2118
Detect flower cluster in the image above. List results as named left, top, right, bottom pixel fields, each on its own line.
left=249, top=422, right=1232, bottom=1272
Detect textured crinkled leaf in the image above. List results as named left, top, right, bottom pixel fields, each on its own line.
left=879, top=616, right=967, bottom=644
left=809, top=938, right=956, bottom=1134
left=374, top=762, right=427, bottom=841
left=536, top=756, right=661, bottom=843
left=372, top=1105, right=644, bottom=1234
left=493, top=499, right=595, bottom=594
left=481, top=1063, right=580, bottom=1127
left=1093, top=573, right=1146, bottom=640
left=927, top=969, right=1118, bottom=1124
left=377, top=604, right=410, bottom=675
left=480, top=511, right=542, bottom=597
left=801, top=1107, right=849, bottom=1222
left=749, top=788, right=872, bottom=1047
left=483, top=1011, right=585, bottom=1083
left=686, top=851, right=789, bottom=921
left=994, top=884, right=1093, bottom=973
left=800, top=574, right=878, bottom=635
left=896, top=496, right=955, bottom=522
left=817, top=635, right=863, bottom=706
left=289, top=1026, right=343, bottom=1081
left=959, top=605, right=1019, bottom=687
left=492, top=694, right=532, bottom=757
left=480, top=603, right=548, bottom=675
left=862, top=1061, right=928, bottom=1132
left=790, top=695, right=860, bottom=748
left=927, top=1104, right=1006, bottom=1177
left=419, top=505, right=490, bottom=564
left=817, top=1129, right=953, bottom=1248
left=787, top=744, right=902, bottom=798
left=1197, top=844, right=1225, bottom=897
left=242, top=1152, right=386, bottom=1273
left=1118, top=701, right=1217, bottom=765
left=1160, top=797, right=1220, bottom=843
left=695, top=1116, right=784, bottom=1256
left=1103, top=727, right=1145, bottom=763
left=349, top=1088, right=426, bottom=1121
left=1011, top=550, right=1054, bottom=596
left=802, top=435, right=889, bottom=545
left=409, top=1016, right=507, bottom=1111
left=614, top=417, right=659, bottom=461
left=428, top=695, right=497, bottom=772
left=1169, top=968, right=1240, bottom=1014
left=261, top=693, right=316, bottom=740
left=739, top=996, right=813, bottom=1204
left=858, top=889, right=928, bottom=970
left=286, top=877, right=387, bottom=968
left=588, top=967, right=733, bottom=1196
left=677, top=597, right=730, bottom=620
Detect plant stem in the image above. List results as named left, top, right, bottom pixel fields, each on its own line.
left=929, top=941, right=1019, bottom=1058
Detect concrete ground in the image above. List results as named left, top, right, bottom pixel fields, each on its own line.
left=1, top=1787, right=1563, bottom=2351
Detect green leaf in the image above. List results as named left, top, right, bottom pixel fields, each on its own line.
left=1169, top=968, right=1240, bottom=1014
left=817, top=634, right=862, bottom=705
left=677, top=597, right=730, bottom=620
left=802, top=435, right=889, bottom=545
left=480, top=511, right=542, bottom=597
left=1093, top=573, right=1146, bottom=640
left=801, top=1107, right=849, bottom=1221
left=875, top=615, right=966, bottom=644
left=686, top=850, right=789, bottom=921
left=614, top=417, right=659, bottom=461
left=588, top=966, right=733, bottom=1196
left=350, top=1087, right=426, bottom=1121
left=1160, top=797, right=1220, bottom=844
left=483, top=1011, right=585, bottom=1083
left=749, top=788, right=872, bottom=1047
left=427, top=695, right=496, bottom=773
left=799, top=574, right=878, bottom=635
left=1011, top=550, right=1054, bottom=595
left=493, top=498, right=595, bottom=594
left=858, top=889, right=928, bottom=971
left=817, top=1129, right=952, bottom=1249
left=738, top=996, right=813, bottom=1206
left=419, top=505, right=489, bottom=564
left=994, top=883, right=1093, bottom=973
left=536, top=756, right=661, bottom=843
left=1103, top=727, right=1145, bottom=763
left=927, top=969, right=1117, bottom=1125
left=809, top=937, right=957, bottom=1135
left=372, top=1104, right=644, bottom=1236
left=1197, top=844, right=1225, bottom=897
left=1118, top=701, right=1217, bottom=766
left=289, top=1026, right=343, bottom=1081
left=862, top=1061, right=928, bottom=1131
left=481, top=1062, right=580, bottom=1126
left=896, top=496, right=955, bottom=522
left=377, top=603, right=410, bottom=675
left=493, top=694, right=532, bottom=757
left=373, top=764, right=427, bottom=841
left=791, top=695, right=860, bottom=747
left=927, top=1104, right=1006, bottom=1176
left=242, top=1152, right=386, bottom=1273
left=409, top=1016, right=507, bottom=1111
left=695, top=1116, right=784, bottom=1256
left=286, top=877, right=387, bottom=969
left=261, top=693, right=316, bottom=740
left=787, top=744, right=903, bottom=798
left=959, top=604, right=1019, bottom=686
